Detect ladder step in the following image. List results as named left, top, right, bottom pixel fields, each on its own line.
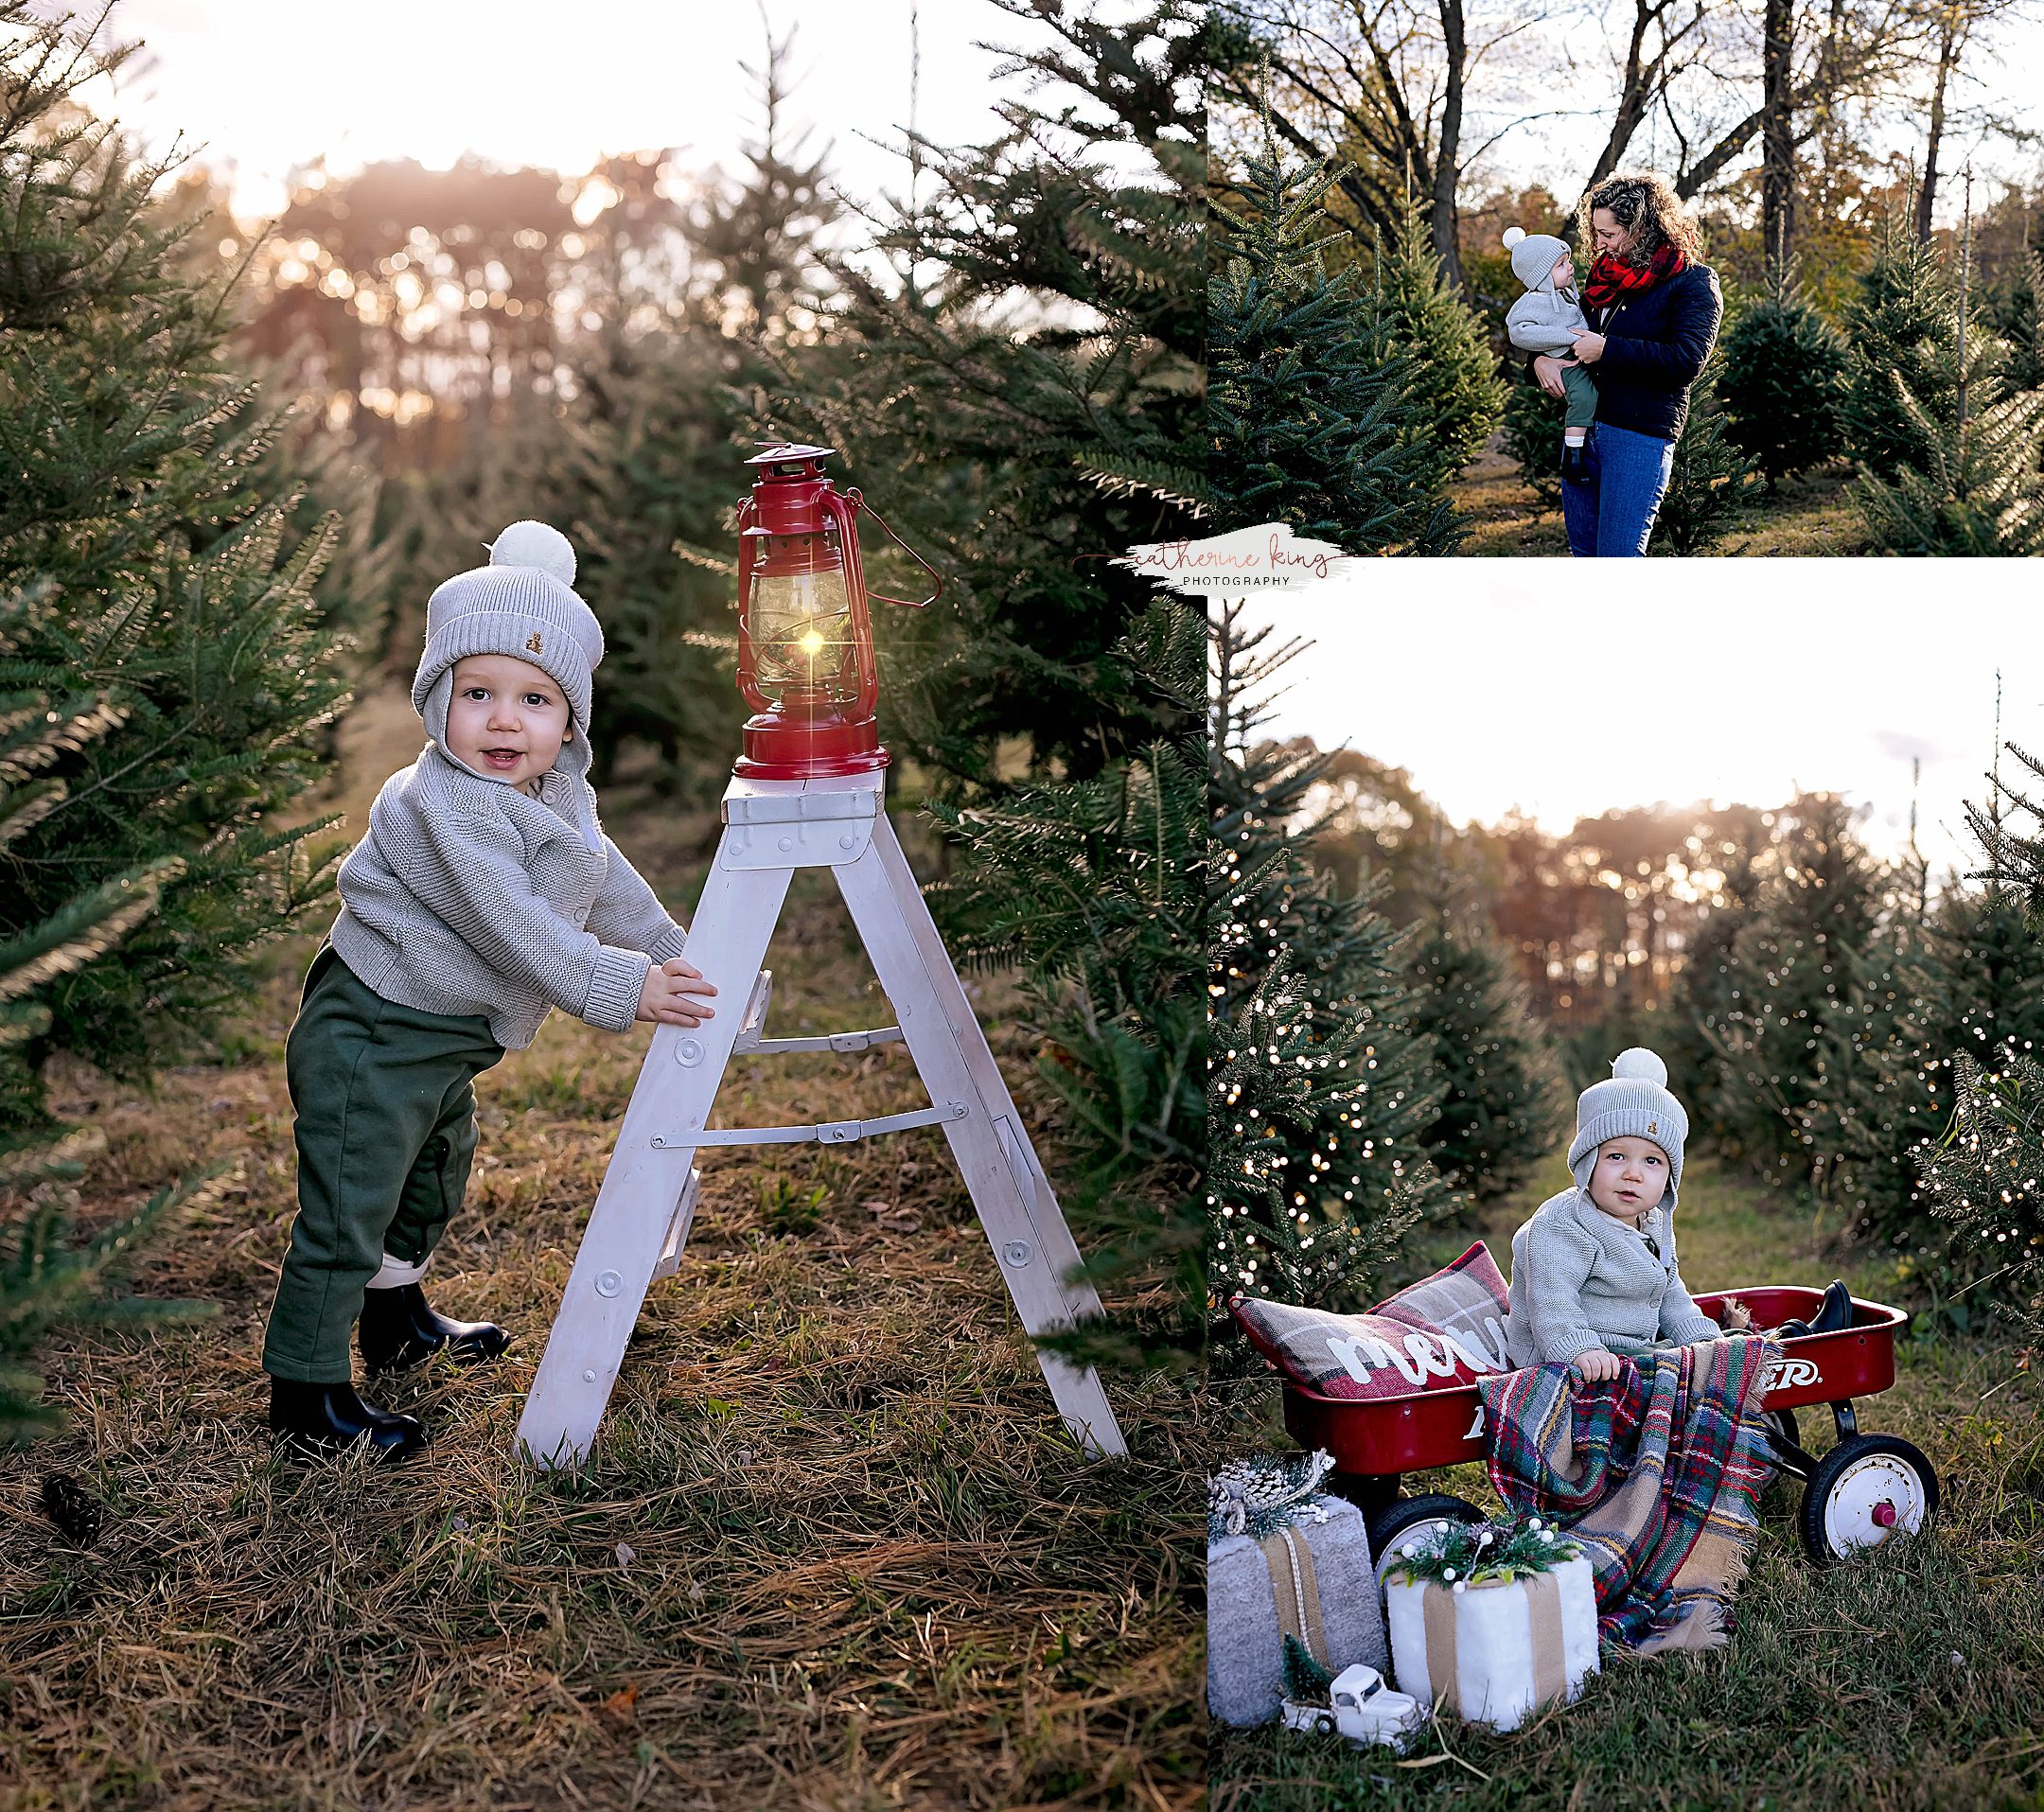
left=652, top=1100, right=967, bottom=1149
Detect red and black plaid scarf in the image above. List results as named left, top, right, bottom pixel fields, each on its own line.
left=1582, top=243, right=1687, bottom=314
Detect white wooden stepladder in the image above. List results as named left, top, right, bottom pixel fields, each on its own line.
left=515, top=770, right=1129, bottom=1469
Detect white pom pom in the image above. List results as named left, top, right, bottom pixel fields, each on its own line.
left=1612, top=1047, right=1668, bottom=1086
left=487, top=520, right=576, bottom=585
left=1503, top=226, right=1525, bottom=248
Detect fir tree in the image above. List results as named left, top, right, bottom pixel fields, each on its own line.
left=929, top=603, right=1204, bottom=1370
left=1853, top=325, right=2044, bottom=555
left=1920, top=1050, right=2044, bottom=1336
left=1404, top=868, right=1565, bottom=1203
left=1649, top=355, right=1766, bottom=555
left=1371, top=189, right=1507, bottom=499
left=1841, top=207, right=1962, bottom=477
left=1208, top=607, right=1447, bottom=1311
left=1501, top=375, right=1564, bottom=509
left=0, top=5, right=357, bottom=1119
left=769, top=0, right=1204, bottom=793
left=1981, top=248, right=2044, bottom=394
left=1, top=591, right=220, bottom=1442
left=1695, top=794, right=1894, bottom=1187
left=1208, top=134, right=1453, bottom=553
left=1718, top=276, right=1849, bottom=487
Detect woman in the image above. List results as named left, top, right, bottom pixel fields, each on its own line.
left=1529, top=173, right=1722, bottom=558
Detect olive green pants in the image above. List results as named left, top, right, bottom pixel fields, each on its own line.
left=262, top=944, right=504, bottom=1382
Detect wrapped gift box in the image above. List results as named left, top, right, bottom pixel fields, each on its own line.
left=1207, top=1492, right=1389, bottom=1727
left=1384, top=1554, right=1599, bottom=1733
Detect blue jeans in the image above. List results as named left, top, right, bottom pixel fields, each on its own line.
left=1562, top=421, right=1676, bottom=556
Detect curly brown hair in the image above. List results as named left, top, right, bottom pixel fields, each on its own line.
left=1577, top=172, right=1704, bottom=267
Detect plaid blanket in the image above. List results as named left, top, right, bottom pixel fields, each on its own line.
left=1477, top=1333, right=1778, bottom=1653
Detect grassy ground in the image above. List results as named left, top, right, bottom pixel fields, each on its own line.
left=1213, top=1159, right=2044, bottom=1812
left=0, top=692, right=1202, bottom=1811
left=1453, top=442, right=1873, bottom=556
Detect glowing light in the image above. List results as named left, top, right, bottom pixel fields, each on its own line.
left=798, top=629, right=826, bottom=657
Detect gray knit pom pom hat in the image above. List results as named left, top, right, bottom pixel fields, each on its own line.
left=1566, top=1047, right=1687, bottom=1210
left=1504, top=224, right=1573, bottom=292
left=411, top=521, right=604, bottom=734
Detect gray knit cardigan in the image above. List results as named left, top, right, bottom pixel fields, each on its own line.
left=327, top=738, right=689, bottom=1051
left=1504, top=1187, right=1719, bottom=1369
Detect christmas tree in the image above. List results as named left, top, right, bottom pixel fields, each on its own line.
left=1208, top=607, right=1446, bottom=1311
left=1718, top=276, right=1849, bottom=487
left=0, top=3, right=359, bottom=1121
left=1649, top=355, right=1766, bottom=555
left=767, top=0, right=1204, bottom=793
left=928, top=602, right=1204, bottom=1369
left=1403, top=868, right=1565, bottom=1202
left=1, top=588, right=221, bottom=1442
left=1371, top=189, right=1507, bottom=498
left=1691, top=795, right=1894, bottom=1187
left=1920, top=1050, right=2044, bottom=1336
left=1208, top=132, right=1454, bottom=553
left=1981, top=248, right=2044, bottom=395
left=1500, top=376, right=1564, bottom=509
left=1853, top=325, right=2044, bottom=555
left=1841, top=207, right=1962, bottom=478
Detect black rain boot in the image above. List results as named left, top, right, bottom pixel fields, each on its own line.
left=1807, top=1278, right=1854, bottom=1334
left=358, top=1282, right=510, bottom=1376
left=1560, top=439, right=1587, bottom=482
left=269, top=1377, right=428, bottom=1462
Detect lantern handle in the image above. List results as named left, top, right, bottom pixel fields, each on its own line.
left=845, top=491, right=942, bottom=609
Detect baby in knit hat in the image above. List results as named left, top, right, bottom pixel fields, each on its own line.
left=261, top=522, right=717, bottom=1462
left=1503, top=225, right=1597, bottom=481
left=1504, top=1048, right=1722, bottom=1383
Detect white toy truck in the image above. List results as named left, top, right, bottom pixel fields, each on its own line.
left=1279, top=1662, right=1422, bottom=1750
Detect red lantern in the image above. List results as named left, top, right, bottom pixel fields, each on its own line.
left=732, top=443, right=939, bottom=780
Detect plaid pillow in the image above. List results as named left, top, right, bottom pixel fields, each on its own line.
left=1231, top=1240, right=1514, bottom=1400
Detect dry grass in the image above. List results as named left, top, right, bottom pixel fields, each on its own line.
left=0, top=695, right=1203, bottom=1811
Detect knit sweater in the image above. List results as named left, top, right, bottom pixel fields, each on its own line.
left=1504, top=1186, right=1719, bottom=1369
left=327, top=740, right=689, bottom=1051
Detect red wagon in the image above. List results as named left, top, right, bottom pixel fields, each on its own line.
left=1279, top=1286, right=1937, bottom=1570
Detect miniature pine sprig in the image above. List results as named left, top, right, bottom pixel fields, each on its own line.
left=1382, top=1515, right=1581, bottom=1590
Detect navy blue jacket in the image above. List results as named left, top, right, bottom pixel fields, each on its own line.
left=1583, top=261, right=1723, bottom=441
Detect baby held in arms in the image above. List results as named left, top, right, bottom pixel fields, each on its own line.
left=1505, top=1048, right=1725, bottom=1382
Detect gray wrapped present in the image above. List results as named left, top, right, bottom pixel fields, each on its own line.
left=1207, top=1450, right=1390, bottom=1727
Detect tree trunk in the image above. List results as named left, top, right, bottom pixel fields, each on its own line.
left=1916, top=15, right=1962, bottom=245
left=1762, top=0, right=1796, bottom=275
left=1433, top=0, right=1468, bottom=290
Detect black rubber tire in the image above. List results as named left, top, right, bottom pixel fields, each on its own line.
left=1312, top=1711, right=1337, bottom=1737
left=1798, top=1434, right=1939, bottom=1566
left=1366, top=1492, right=1486, bottom=1591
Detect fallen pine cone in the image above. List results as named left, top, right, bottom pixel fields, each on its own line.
left=40, top=1473, right=102, bottom=1548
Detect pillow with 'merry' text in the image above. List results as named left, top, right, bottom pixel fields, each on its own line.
left=1230, top=1240, right=1514, bottom=1399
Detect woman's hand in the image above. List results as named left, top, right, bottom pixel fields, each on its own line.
left=637, top=957, right=718, bottom=1029
left=1568, top=328, right=1608, bottom=364
left=1532, top=354, right=1569, bottom=399
left=1574, top=1347, right=1623, bottom=1383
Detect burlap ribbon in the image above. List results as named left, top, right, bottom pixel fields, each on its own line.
left=1258, top=1523, right=1329, bottom=1664
left=1420, top=1573, right=1566, bottom=1716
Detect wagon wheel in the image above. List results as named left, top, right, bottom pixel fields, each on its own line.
left=1366, top=1492, right=1486, bottom=1596
left=1798, top=1434, right=1939, bottom=1566
left=1312, top=1710, right=1337, bottom=1737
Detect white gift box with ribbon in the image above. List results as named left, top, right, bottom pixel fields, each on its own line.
left=1383, top=1554, right=1600, bottom=1733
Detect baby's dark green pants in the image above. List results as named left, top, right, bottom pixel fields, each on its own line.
left=262, top=944, right=504, bottom=1382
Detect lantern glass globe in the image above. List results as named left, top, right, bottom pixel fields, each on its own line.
left=751, top=567, right=854, bottom=694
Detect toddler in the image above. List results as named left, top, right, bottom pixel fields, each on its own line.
left=262, top=521, right=717, bottom=1461
left=1503, top=225, right=1597, bottom=481
left=1505, top=1048, right=1720, bottom=1381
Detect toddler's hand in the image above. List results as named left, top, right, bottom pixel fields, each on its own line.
left=637, top=957, right=717, bottom=1029
left=1573, top=1348, right=1623, bottom=1384
left=1720, top=1295, right=1754, bottom=1331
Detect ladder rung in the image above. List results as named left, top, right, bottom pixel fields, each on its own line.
left=737, top=1026, right=905, bottom=1056
left=652, top=1099, right=967, bottom=1150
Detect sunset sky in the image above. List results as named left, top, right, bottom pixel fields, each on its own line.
left=62, top=0, right=1065, bottom=224
left=1233, top=574, right=2044, bottom=886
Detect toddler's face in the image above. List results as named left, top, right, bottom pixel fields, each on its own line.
left=1586, top=1135, right=1668, bottom=1220
left=1551, top=252, right=1575, bottom=290
left=445, top=653, right=571, bottom=790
